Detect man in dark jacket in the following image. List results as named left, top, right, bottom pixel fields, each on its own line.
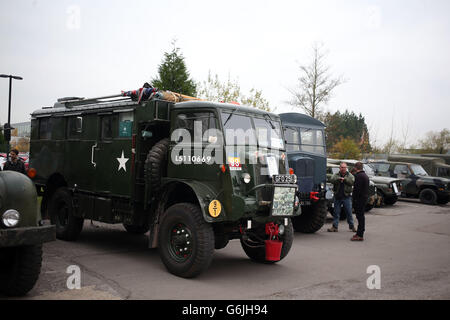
left=328, top=162, right=355, bottom=232
left=3, top=149, right=26, bottom=174
left=351, top=162, right=370, bottom=241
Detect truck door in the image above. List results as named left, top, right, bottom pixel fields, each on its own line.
left=93, top=112, right=133, bottom=197
left=168, top=110, right=222, bottom=189
left=394, top=164, right=415, bottom=196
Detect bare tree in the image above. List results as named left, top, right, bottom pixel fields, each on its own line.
left=288, top=43, right=345, bottom=119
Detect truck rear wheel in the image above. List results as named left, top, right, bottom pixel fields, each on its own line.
left=158, top=203, right=214, bottom=278
left=292, top=200, right=327, bottom=233
left=419, top=188, right=437, bottom=205
left=48, top=187, right=84, bottom=241
left=145, top=138, right=169, bottom=193
left=0, top=245, right=42, bottom=296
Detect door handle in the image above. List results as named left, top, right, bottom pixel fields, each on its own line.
left=91, top=143, right=98, bottom=168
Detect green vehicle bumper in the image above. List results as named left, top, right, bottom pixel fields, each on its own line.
left=0, top=225, right=56, bottom=248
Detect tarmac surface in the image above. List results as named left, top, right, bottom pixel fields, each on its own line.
left=5, top=198, right=450, bottom=300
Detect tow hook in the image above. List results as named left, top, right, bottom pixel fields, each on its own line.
left=310, top=191, right=320, bottom=202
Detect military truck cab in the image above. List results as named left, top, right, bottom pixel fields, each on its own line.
left=279, top=113, right=328, bottom=233
left=0, top=171, right=55, bottom=296
left=30, top=94, right=298, bottom=277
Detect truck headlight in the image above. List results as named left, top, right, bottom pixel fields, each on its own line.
left=2, top=209, right=20, bottom=228
left=242, top=173, right=251, bottom=184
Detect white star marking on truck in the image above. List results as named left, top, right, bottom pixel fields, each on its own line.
left=117, top=151, right=129, bottom=172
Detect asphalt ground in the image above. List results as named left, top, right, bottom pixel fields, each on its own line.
left=5, top=198, right=450, bottom=300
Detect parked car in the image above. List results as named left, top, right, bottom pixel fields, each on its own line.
left=369, top=160, right=450, bottom=205
left=388, top=155, right=450, bottom=179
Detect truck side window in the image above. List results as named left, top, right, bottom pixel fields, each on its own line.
left=101, top=116, right=113, bottom=140
left=67, top=116, right=83, bottom=138
left=39, top=117, right=52, bottom=140
left=118, top=112, right=133, bottom=138
left=175, top=112, right=218, bottom=142
left=285, top=127, right=300, bottom=151
left=393, top=165, right=409, bottom=177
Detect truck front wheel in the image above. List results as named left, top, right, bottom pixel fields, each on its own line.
left=158, top=203, right=214, bottom=278
left=48, top=187, right=84, bottom=241
left=240, top=219, right=294, bottom=264
left=0, top=245, right=43, bottom=296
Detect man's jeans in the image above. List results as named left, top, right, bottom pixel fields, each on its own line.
left=333, top=196, right=354, bottom=228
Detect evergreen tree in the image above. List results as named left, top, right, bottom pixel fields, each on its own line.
left=152, top=41, right=197, bottom=96
left=323, top=110, right=371, bottom=154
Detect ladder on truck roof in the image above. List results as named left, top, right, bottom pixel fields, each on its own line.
left=54, top=94, right=130, bottom=108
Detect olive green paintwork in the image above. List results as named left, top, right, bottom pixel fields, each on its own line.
left=369, top=160, right=450, bottom=199
left=30, top=98, right=297, bottom=226
left=388, top=155, right=450, bottom=179
left=0, top=171, right=55, bottom=247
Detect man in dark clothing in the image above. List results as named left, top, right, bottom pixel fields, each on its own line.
left=351, top=162, right=370, bottom=241
left=3, top=149, right=26, bottom=174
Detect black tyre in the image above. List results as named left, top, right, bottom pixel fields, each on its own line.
left=384, top=196, right=398, bottom=206
left=145, top=138, right=169, bottom=193
left=240, top=219, right=294, bottom=264
left=437, top=196, right=449, bottom=205
left=419, top=188, right=437, bottom=205
left=123, top=223, right=149, bottom=235
left=365, top=203, right=374, bottom=212
left=48, top=187, right=84, bottom=241
left=0, top=245, right=42, bottom=296
left=292, top=200, right=328, bottom=233
left=158, top=203, right=214, bottom=278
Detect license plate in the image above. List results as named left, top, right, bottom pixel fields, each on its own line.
left=300, top=201, right=311, bottom=206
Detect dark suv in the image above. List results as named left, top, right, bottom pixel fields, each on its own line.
left=370, top=161, right=450, bottom=205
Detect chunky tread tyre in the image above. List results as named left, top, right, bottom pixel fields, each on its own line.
left=419, top=188, right=437, bottom=205
left=158, top=203, right=214, bottom=278
left=292, top=200, right=328, bottom=233
left=240, top=219, right=294, bottom=264
left=49, top=187, right=84, bottom=241
left=0, top=245, right=43, bottom=296
left=145, top=138, right=170, bottom=193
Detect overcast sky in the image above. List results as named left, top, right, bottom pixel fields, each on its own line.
left=1, top=0, right=449, bottom=147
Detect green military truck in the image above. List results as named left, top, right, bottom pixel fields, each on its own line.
left=388, top=155, right=450, bottom=179
left=421, top=154, right=450, bottom=165
left=29, top=94, right=298, bottom=278
left=279, top=113, right=328, bottom=233
left=0, top=171, right=55, bottom=296
left=370, top=160, right=450, bottom=205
